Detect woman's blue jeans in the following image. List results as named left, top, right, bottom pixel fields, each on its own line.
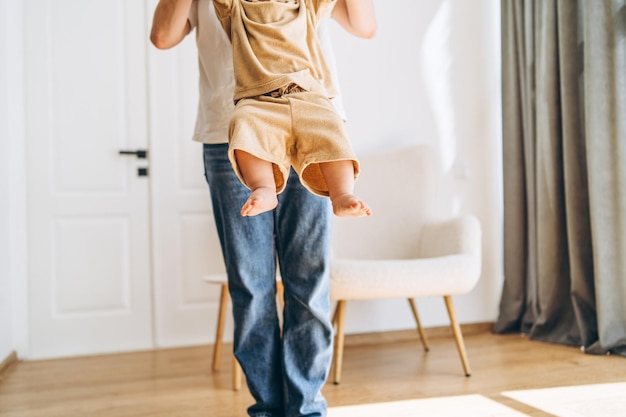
left=203, top=143, right=333, bottom=417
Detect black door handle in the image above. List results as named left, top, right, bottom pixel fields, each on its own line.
left=119, top=149, right=148, bottom=159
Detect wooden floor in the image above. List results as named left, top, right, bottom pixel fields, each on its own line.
left=1, top=325, right=625, bottom=417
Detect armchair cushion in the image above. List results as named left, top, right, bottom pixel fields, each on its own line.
left=331, top=215, right=481, bottom=301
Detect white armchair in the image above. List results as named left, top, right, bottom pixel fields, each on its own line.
left=329, top=144, right=482, bottom=384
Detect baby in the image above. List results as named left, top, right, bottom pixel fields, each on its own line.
left=212, top=0, right=372, bottom=217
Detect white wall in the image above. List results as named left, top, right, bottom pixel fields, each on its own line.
left=329, top=0, right=503, bottom=333
left=0, top=0, right=11, bottom=362
left=0, top=0, right=27, bottom=360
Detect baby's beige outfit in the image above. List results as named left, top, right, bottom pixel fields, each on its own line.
left=213, top=0, right=359, bottom=196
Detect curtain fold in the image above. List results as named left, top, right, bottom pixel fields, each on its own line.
left=494, top=0, right=626, bottom=356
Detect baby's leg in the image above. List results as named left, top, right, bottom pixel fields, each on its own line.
left=319, top=160, right=371, bottom=217
left=235, top=150, right=278, bottom=217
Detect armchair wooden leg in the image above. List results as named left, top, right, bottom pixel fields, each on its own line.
left=443, top=295, right=471, bottom=377
left=332, top=300, right=347, bottom=385
left=407, top=298, right=430, bottom=351
left=212, top=283, right=229, bottom=372
left=331, top=301, right=339, bottom=325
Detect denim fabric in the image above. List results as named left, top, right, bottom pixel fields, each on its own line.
left=203, top=143, right=333, bottom=417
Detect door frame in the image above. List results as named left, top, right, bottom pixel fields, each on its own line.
left=2, top=0, right=30, bottom=359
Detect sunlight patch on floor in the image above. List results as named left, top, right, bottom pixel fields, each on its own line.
left=328, top=394, right=528, bottom=417
left=503, top=382, right=626, bottom=417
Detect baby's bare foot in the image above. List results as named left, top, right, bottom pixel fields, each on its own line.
left=332, top=194, right=372, bottom=217
left=241, top=187, right=278, bottom=217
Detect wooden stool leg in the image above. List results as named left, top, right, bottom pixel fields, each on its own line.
left=408, top=298, right=430, bottom=351
left=212, top=284, right=229, bottom=372
left=276, top=280, right=284, bottom=309
left=332, top=300, right=347, bottom=385
left=232, top=357, right=243, bottom=391
left=444, top=295, right=471, bottom=377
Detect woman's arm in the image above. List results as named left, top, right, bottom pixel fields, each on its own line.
left=331, top=0, right=377, bottom=39
left=150, top=0, right=194, bottom=49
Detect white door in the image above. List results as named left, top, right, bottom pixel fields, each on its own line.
left=146, top=2, right=230, bottom=348
left=25, top=0, right=153, bottom=358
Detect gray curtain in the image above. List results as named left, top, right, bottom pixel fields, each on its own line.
left=494, top=0, right=626, bottom=356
